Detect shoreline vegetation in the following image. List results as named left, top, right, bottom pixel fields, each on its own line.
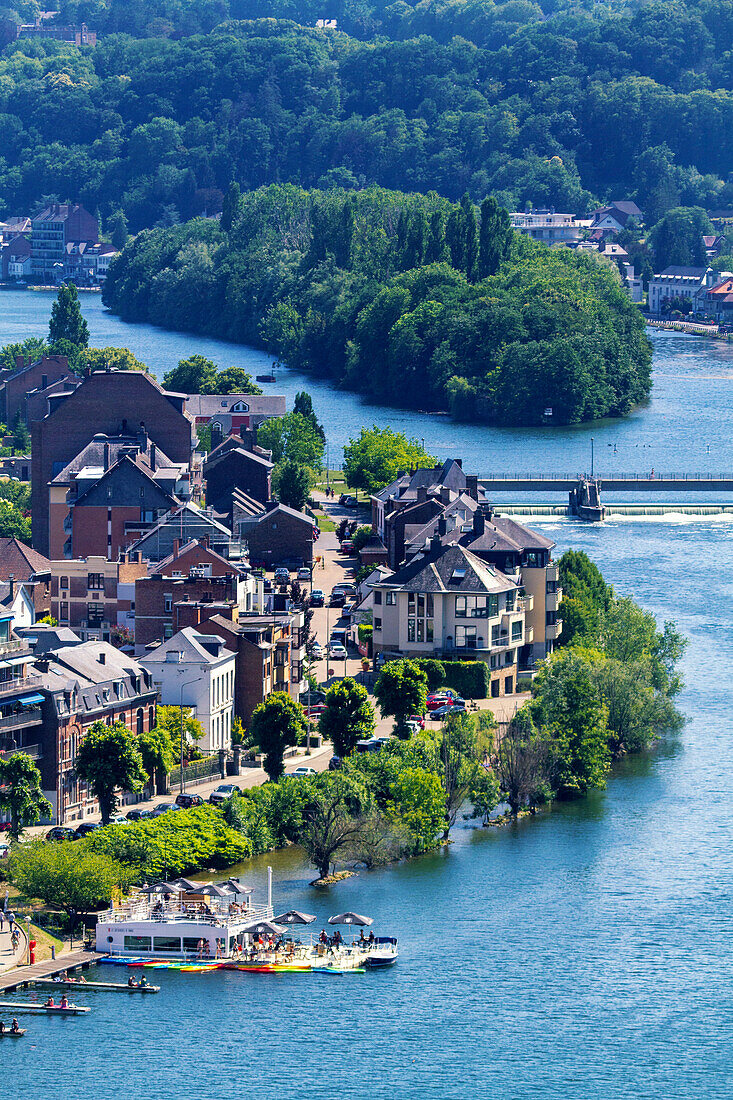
left=103, top=184, right=652, bottom=427
left=2, top=551, right=685, bottom=930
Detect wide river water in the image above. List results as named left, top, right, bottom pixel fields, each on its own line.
left=2, top=290, right=733, bottom=1097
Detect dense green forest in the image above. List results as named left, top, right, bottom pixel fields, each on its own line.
left=0, top=0, right=731, bottom=229
left=103, top=184, right=651, bottom=425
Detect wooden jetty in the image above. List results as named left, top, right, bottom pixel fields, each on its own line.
left=0, top=1001, right=90, bottom=1014
left=0, top=948, right=107, bottom=994
left=29, top=978, right=159, bottom=994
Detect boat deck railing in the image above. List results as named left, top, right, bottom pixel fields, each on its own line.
left=98, top=902, right=273, bottom=926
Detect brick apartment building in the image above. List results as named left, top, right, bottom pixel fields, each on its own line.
left=0, top=537, right=52, bottom=617
left=33, top=640, right=157, bottom=823
left=50, top=554, right=147, bottom=643
left=0, top=353, right=75, bottom=426
left=31, top=369, right=193, bottom=557
left=233, top=502, right=316, bottom=567
left=203, top=435, right=274, bottom=521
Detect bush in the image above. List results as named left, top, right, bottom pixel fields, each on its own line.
left=414, top=659, right=446, bottom=692
left=88, top=805, right=250, bottom=879
left=441, top=661, right=490, bottom=699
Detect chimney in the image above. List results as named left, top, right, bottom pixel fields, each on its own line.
left=98, top=651, right=106, bottom=665
left=417, top=487, right=428, bottom=503
left=437, top=517, right=447, bottom=536
left=172, top=538, right=180, bottom=557
left=103, top=442, right=110, bottom=471
left=466, top=474, right=479, bottom=500
left=455, top=459, right=463, bottom=469
left=440, top=486, right=451, bottom=504
left=430, top=534, right=442, bottom=553
left=139, top=423, right=148, bottom=451
left=15, top=354, right=23, bottom=371
left=8, top=574, right=14, bottom=599
left=472, top=510, right=485, bottom=537
left=150, top=443, right=156, bottom=472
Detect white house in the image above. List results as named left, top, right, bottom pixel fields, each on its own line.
left=369, top=541, right=526, bottom=698
left=140, top=627, right=236, bottom=753
left=509, top=210, right=583, bottom=246
left=0, top=578, right=36, bottom=629
left=647, top=266, right=728, bottom=316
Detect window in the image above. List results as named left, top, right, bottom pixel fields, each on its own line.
left=511, top=622, right=523, bottom=641
left=374, top=617, right=382, bottom=629
left=60, top=575, right=69, bottom=590
left=164, top=625, right=173, bottom=640
left=504, top=677, right=513, bottom=695
left=87, top=603, right=104, bottom=626
left=546, top=611, right=558, bottom=625
left=164, top=594, right=173, bottom=614
left=491, top=679, right=500, bottom=698
left=60, top=601, right=69, bottom=622
left=124, top=935, right=151, bottom=951
left=385, top=592, right=396, bottom=606
left=136, top=708, right=144, bottom=734
left=87, top=572, right=104, bottom=590
left=149, top=706, right=155, bottom=728
left=373, top=591, right=382, bottom=605
left=547, top=580, right=558, bottom=593
left=505, top=592, right=515, bottom=611
left=455, top=625, right=477, bottom=649
left=407, top=592, right=433, bottom=646
left=505, top=651, right=514, bottom=666
left=153, top=936, right=181, bottom=952
left=183, top=937, right=204, bottom=952
left=455, top=595, right=495, bottom=618
left=490, top=655, right=498, bottom=669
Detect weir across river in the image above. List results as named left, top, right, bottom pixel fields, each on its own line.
left=479, top=474, right=733, bottom=521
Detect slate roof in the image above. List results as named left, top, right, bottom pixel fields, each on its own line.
left=151, top=538, right=241, bottom=575
left=139, top=627, right=235, bottom=667
left=37, top=641, right=154, bottom=713
left=204, top=437, right=274, bottom=473
left=372, top=459, right=468, bottom=503
left=185, top=394, right=286, bottom=418
left=0, top=537, right=51, bottom=580
left=378, top=543, right=514, bottom=595
left=51, top=434, right=181, bottom=484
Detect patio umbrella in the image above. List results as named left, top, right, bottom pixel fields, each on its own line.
left=198, top=884, right=230, bottom=898
left=139, top=882, right=180, bottom=896
left=170, top=878, right=199, bottom=892
left=239, top=919, right=285, bottom=937
left=273, top=910, right=316, bottom=925
left=223, top=879, right=252, bottom=896
left=328, top=912, right=373, bottom=927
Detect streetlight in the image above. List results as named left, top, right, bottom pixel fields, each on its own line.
left=177, top=673, right=206, bottom=794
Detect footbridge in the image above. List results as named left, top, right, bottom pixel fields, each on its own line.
left=479, top=474, right=733, bottom=521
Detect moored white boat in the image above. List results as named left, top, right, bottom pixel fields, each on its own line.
left=365, top=937, right=398, bottom=967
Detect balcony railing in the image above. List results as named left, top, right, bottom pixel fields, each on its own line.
left=0, top=638, right=29, bottom=658
left=518, top=594, right=534, bottom=612
left=0, top=709, right=43, bottom=733
left=0, top=742, right=41, bottom=761
left=0, top=674, right=42, bottom=699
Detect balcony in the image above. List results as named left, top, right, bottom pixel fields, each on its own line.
left=525, top=626, right=534, bottom=644
left=0, top=708, right=43, bottom=733
left=0, top=742, right=41, bottom=761
left=0, top=638, right=29, bottom=658
left=546, top=589, right=562, bottom=613
left=0, top=675, right=43, bottom=699
left=546, top=562, right=560, bottom=583
left=546, top=619, right=563, bottom=640
left=518, top=594, right=534, bottom=613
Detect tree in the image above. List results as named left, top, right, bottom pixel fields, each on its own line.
left=250, top=693, right=307, bottom=781
left=79, top=347, right=148, bottom=373
left=299, top=772, right=368, bottom=879
left=74, top=721, right=147, bottom=823
left=385, top=766, right=446, bottom=853
left=11, top=409, right=30, bottom=454
left=494, top=708, right=557, bottom=816
left=162, top=354, right=219, bottom=394
left=293, top=391, right=325, bottom=440
left=257, top=412, right=325, bottom=468
left=220, top=182, right=242, bottom=233
left=343, top=427, right=436, bottom=494
left=0, top=753, right=52, bottom=838
left=215, top=366, right=262, bottom=394
left=137, top=724, right=175, bottom=794
left=648, top=206, right=713, bottom=271
left=107, top=210, right=129, bottom=251
left=374, top=659, right=428, bottom=737
left=49, top=283, right=89, bottom=349
left=319, top=677, right=375, bottom=758
left=0, top=337, right=47, bottom=373
left=272, top=458, right=313, bottom=511
left=558, top=549, right=613, bottom=647
left=478, top=196, right=512, bottom=279
left=433, top=711, right=496, bottom=835
left=8, top=839, right=134, bottom=925
left=530, top=650, right=610, bottom=798
left=154, top=705, right=205, bottom=765
left=0, top=500, right=31, bottom=541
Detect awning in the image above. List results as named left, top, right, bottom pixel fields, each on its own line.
left=19, top=694, right=44, bottom=706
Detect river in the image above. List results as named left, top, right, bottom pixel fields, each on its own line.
left=2, top=290, right=733, bottom=1097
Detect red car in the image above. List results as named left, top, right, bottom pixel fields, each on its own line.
left=408, top=714, right=426, bottom=729
left=426, top=690, right=461, bottom=711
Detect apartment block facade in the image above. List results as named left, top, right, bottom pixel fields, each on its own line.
left=50, top=554, right=147, bottom=643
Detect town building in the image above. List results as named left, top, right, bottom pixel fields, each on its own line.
left=233, top=502, right=316, bottom=568
left=203, top=434, right=274, bottom=521
left=128, top=501, right=240, bottom=562
left=50, top=554, right=147, bottom=643
left=31, top=203, right=99, bottom=283
left=0, top=353, right=75, bottom=427
left=703, top=234, right=727, bottom=258
left=368, top=541, right=524, bottom=697
left=63, top=241, right=119, bottom=285
left=17, top=18, right=96, bottom=45
left=0, top=538, right=52, bottom=618
left=31, top=369, right=193, bottom=557
left=509, top=211, right=584, bottom=246
left=186, top=394, right=286, bottom=440
left=706, top=277, right=733, bottom=321
left=589, top=201, right=643, bottom=234
left=1, top=235, right=31, bottom=281
left=0, top=578, right=36, bottom=629
left=597, top=243, right=643, bottom=303
left=133, top=545, right=262, bottom=652
left=194, top=603, right=307, bottom=724
left=647, top=266, right=729, bottom=315
left=48, top=432, right=188, bottom=559
left=32, top=640, right=156, bottom=824
left=139, top=628, right=236, bottom=753
left=0, top=618, right=45, bottom=822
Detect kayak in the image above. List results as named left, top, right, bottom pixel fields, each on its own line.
left=0, top=1029, right=25, bottom=1036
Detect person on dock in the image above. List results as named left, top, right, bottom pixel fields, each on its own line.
left=44, top=996, right=55, bottom=1008
left=139, top=975, right=148, bottom=988
left=0, top=1020, right=5, bottom=1034
left=127, top=976, right=138, bottom=988
left=59, top=995, right=69, bottom=1009
left=10, top=1020, right=20, bottom=1034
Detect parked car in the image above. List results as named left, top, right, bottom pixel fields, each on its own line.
left=332, top=582, right=357, bottom=597
left=74, top=821, right=101, bottom=838
left=175, top=793, right=204, bottom=809
left=339, top=493, right=358, bottom=507
left=150, top=802, right=180, bottom=817
left=287, top=766, right=317, bottom=778
left=329, top=642, right=347, bottom=659
left=340, top=539, right=355, bottom=554
left=306, top=703, right=326, bottom=717
left=330, top=592, right=346, bottom=608
left=125, top=808, right=152, bottom=822
left=263, top=579, right=273, bottom=593
left=328, top=754, right=342, bottom=770
left=426, top=690, right=463, bottom=711
left=405, top=719, right=422, bottom=736
left=310, top=589, right=325, bottom=607
left=356, top=737, right=385, bottom=753
left=297, top=566, right=311, bottom=581
left=310, top=642, right=324, bottom=660
left=208, top=784, right=241, bottom=805
left=429, top=701, right=467, bottom=719
left=408, top=714, right=426, bottom=729
left=46, top=826, right=75, bottom=841
left=274, top=567, right=290, bottom=585
left=107, top=814, right=127, bottom=825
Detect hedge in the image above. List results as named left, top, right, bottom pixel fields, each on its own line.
left=416, top=658, right=490, bottom=698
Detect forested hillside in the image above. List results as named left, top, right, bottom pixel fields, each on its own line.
left=0, top=0, right=731, bottom=229
left=103, top=185, right=652, bottom=426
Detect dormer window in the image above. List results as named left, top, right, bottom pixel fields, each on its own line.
left=231, top=401, right=249, bottom=413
